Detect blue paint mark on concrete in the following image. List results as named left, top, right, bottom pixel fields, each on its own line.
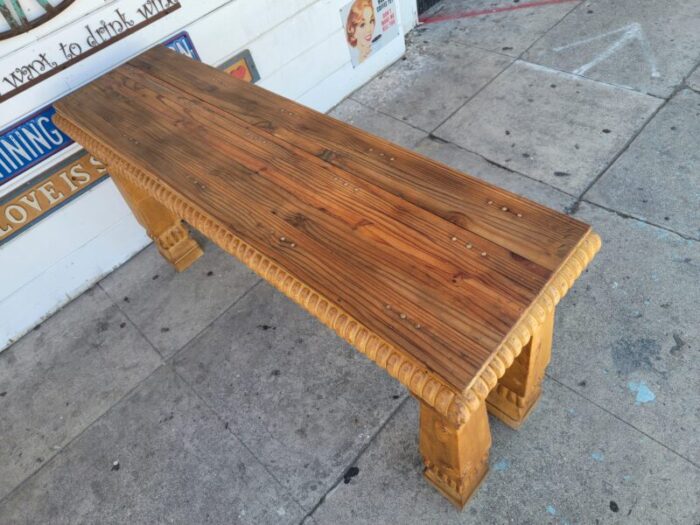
left=628, top=381, right=656, bottom=404
left=493, top=458, right=510, bottom=472
left=591, top=451, right=605, bottom=462
left=546, top=505, right=556, bottom=516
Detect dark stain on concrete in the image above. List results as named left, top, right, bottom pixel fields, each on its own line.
left=611, top=337, right=662, bottom=376
left=669, top=333, right=686, bottom=356
left=343, top=466, right=360, bottom=484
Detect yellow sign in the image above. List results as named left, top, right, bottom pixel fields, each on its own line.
left=0, top=151, right=108, bottom=244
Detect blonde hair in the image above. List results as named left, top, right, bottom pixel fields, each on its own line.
left=345, top=0, right=375, bottom=47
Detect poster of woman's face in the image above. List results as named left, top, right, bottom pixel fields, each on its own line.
left=341, top=0, right=400, bottom=67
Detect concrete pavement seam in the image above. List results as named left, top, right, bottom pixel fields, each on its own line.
left=580, top=199, right=700, bottom=242
left=165, top=277, right=263, bottom=364
left=168, top=360, right=309, bottom=518
left=546, top=374, right=700, bottom=470
left=0, top=361, right=170, bottom=508
left=299, top=394, right=412, bottom=523
left=575, top=53, right=700, bottom=211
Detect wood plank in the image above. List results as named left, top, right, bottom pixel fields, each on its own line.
left=53, top=47, right=594, bottom=392
left=129, top=46, right=590, bottom=272
left=114, top=64, right=549, bottom=298
left=108, top=67, right=537, bottom=332
left=56, top=75, right=509, bottom=388
left=119, top=63, right=551, bottom=289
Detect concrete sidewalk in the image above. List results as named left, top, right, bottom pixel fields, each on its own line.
left=1, top=1, right=699, bottom=523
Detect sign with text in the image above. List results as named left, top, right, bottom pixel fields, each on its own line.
left=0, top=0, right=182, bottom=102
left=218, top=49, right=259, bottom=83
left=0, top=105, right=73, bottom=188
left=0, top=151, right=108, bottom=245
left=163, top=31, right=200, bottom=61
left=341, top=0, right=400, bottom=67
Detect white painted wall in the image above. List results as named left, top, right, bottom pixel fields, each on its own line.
left=398, top=0, right=419, bottom=33
left=0, top=0, right=417, bottom=351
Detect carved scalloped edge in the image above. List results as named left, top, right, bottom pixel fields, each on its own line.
left=54, top=113, right=601, bottom=427
left=490, top=383, right=527, bottom=408
left=463, top=229, right=602, bottom=419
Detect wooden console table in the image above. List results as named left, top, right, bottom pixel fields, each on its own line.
left=53, top=46, right=600, bottom=508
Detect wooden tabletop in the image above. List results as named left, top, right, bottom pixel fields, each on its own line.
left=54, top=46, right=594, bottom=393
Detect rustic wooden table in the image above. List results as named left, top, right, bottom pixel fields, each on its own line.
left=54, top=46, right=600, bottom=508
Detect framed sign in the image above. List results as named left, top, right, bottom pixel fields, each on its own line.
left=218, top=49, right=259, bottom=83
left=163, top=31, right=200, bottom=61
left=0, top=150, right=109, bottom=245
left=0, top=105, right=73, bottom=188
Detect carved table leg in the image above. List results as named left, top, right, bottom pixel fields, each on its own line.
left=419, top=400, right=491, bottom=508
left=487, top=310, right=555, bottom=428
left=110, top=170, right=203, bottom=271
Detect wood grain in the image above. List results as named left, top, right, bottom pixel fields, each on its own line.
left=130, top=47, right=589, bottom=271
left=53, top=47, right=600, bottom=415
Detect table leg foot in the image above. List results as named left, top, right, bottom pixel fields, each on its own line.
left=487, top=388, right=541, bottom=430
left=109, top=168, right=203, bottom=272
left=154, top=222, right=204, bottom=272
left=419, top=400, right=491, bottom=508
left=487, top=310, right=554, bottom=428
